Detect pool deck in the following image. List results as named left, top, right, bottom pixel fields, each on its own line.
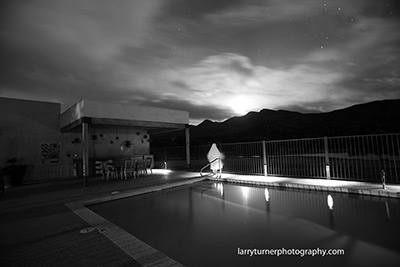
left=1, top=170, right=400, bottom=267
left=219, top=173, right=400, bottom=199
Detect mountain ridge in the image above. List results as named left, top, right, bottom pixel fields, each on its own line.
left=151, top=99, right=400, bottom=146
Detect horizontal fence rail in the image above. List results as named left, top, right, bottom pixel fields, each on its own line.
left=150, top=133, right=400, bottom=183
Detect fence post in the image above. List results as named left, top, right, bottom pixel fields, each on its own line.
left=82, top=120, right=89, bottom=187
left=324, top=136, right=331, bottom=179
left=164, top=147, right=168, bottom=169
left=262, top=141, right=268, bottom=176
left=381, top=169, right=386, bottom=190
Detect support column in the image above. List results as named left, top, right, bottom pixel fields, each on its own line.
left=185, top=125, right=191, bottom=170
left=82, top=121, right=89, bottom=187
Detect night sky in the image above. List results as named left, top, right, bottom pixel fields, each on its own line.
left=1, top=0, right=399, bottom=124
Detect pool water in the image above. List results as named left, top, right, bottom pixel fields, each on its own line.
left=89, top=181, right=400, bottom=267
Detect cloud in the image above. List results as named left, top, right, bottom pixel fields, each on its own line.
left=141, top=98, right=234, bottom=125
left=203, top=0, right=367, bottom=27
left=329, top=17, right=399, bottom=100
left=158, top=19, right=399, bottom=116
left=162, top=0, right=242, bottom=19
left=205, top=1, right=313, bottom=27
left=122, top=42, right=399, bottom=121
left=295, top=14, right=400, bottom=107
left=146, top=53, right=347, bottom=118
left=0, top=0, right=168, bottom=106
left=0, top=0, right=399, bottom=125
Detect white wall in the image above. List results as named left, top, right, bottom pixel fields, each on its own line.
left=0, top=98, right=152, bottom=182
left=0, top=97, right=71, bottom=181
left=87, top=126, right=149, bottom=158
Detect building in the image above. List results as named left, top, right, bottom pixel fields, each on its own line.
left=0, top=97, right=190, bottom=183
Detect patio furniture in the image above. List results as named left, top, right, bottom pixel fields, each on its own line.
left=131, top=156, right=146, bottom=177
left=104, top=160, right=117, bottom=181
left=137, top=159, right=147, bottom=176
left=143, top=154, right=154, bottom=175
left=123, top=159, right=135, bottom=180
left=113, top=159, right=124, bottom=179
left=95, top=161, right=105, bottom=180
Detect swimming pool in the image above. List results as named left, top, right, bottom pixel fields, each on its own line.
left=89, top=181, right=400, bottom=267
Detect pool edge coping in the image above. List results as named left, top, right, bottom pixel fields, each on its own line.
left=214, top=177, right=400, bottom=199
left=65, top=177, right=205, bottom=267
left=64, top=175, right=399, bottom=267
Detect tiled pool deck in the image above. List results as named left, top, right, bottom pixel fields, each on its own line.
left=1, top=170, right=399, bottom=266
left=219, top=173, right=400, bottom=199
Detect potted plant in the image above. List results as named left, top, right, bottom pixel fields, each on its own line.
left=2, top=158, right=27, bottom=187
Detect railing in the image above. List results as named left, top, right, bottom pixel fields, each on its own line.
left=150, top=133, right=400, bottom=183
left=200, top=158, right=222, bottom=178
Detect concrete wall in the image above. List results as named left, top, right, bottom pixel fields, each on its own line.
left=87, top=126, right=149, bottom=158
left=67, top=125, right=150, bottom=177
left=0, top=97, right=71, bottom=182
left=0, top=98, right=151, bottom=182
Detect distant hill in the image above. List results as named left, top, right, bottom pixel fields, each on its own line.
left=151, top=99, right=400, bottom=147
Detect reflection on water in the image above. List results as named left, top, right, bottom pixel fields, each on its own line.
left=385, top=201, right=391, bottom=221
left=241, top=186, right=249, bottom=201
left=212, top=182, right=224, bottom=197
left=327, top=194, right=335, bottom=229
left=264, top=188, right=270, bottom=203
left=327, top=194, right=334, bottom=210
left=90, top=181, right=400, bottom=267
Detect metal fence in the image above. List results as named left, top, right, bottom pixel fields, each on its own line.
left=150, top=133, right=400, bottom=183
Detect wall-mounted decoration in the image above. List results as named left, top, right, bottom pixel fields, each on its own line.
left=120, top=140, right=134, bottom=152
left=115, top=127, right=119, bottom=140
left=91, top=134, right=98, bottom=140
left=72, top=137, right=81, bottom=144
left=40, top=143, right=61, bottom=164
left=141, top=134, right=149, bottom=143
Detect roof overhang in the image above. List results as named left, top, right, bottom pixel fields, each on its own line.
left=60, top=99, right=189, bottom=132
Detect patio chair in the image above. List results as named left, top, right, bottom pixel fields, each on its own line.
left=103, top=160, right=117, bottom=181
left=123, top=159, right=135, bottom=180
left=112, top=159, right=124, bottom=179
left=143, top=155, right=154, bottom=175
left=135, top=158, right=147, bottom=177
left=95, top=160, right=105, bottom=180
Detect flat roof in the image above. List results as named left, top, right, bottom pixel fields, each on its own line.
left=60, top=99, right=189, bottom=132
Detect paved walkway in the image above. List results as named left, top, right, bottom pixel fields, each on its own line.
left=1, top=170, right=400, bottom=267
left=0, top=170, right=202, bottom=267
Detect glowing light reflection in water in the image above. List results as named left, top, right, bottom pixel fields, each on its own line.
left=264, top=188, right=270, bottom=203
left=327, top=194, right=334, bottom=210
